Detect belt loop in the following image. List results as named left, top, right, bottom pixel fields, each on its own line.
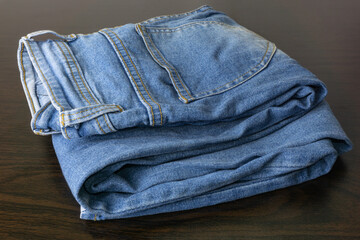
left=26, top=30, right=77, bottom=42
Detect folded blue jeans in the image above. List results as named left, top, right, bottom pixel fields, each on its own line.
left=17, top=5, right=352, bottom=220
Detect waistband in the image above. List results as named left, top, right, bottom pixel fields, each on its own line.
left=18, top=34, right=125, bottom=139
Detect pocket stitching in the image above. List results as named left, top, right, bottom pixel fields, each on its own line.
left=137, top=25, right=194, bottom=103
left=194, top=42, right=273, bottom=97
left=99, top=29, right=162, bottom=126
left=140, top=23, right=275, bottom=101
left=109, top=29, right=164, bottom=126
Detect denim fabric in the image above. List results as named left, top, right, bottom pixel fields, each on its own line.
left=17, top=5, right=352, bottom=220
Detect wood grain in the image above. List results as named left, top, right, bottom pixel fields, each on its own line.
left=0, top=0, right=359, bottom=239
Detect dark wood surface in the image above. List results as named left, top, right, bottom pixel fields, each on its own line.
left=0, top=1, right=359, bottom=239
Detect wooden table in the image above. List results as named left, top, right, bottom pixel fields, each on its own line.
left=0, top=1, right=359, bottom=239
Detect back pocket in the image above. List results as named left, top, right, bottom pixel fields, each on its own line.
left=136, top=21, right=276, bottom=103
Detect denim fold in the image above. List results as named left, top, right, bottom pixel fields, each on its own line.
left=17, top=5, right=352, bottom=220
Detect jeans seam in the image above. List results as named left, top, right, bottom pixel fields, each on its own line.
left=56, top=40, right=118, bottom=134
left=95, top=118, right=106, bottom=134
left=64, top=107, right=120, bottom=123
left=107, top=29, right=163, bottom=126
left=61, top=42, right=100, bottom=105
left=65, top=105, right=123, bottom=116
left=142, top=22, right=276, bottom=101
left=61, top=41, right=117, bottom=133
left=19, top=43, right=36, bottom=115
left=137, top=25, right=193, bottom=103
left=32, top=101, right=52, bottom=130
left=24, top=39, right=65, bottom=112
left=24, top=38, right=70, bottom=139
left=100, top=29, right=156, bottom=126
left=60, top=113, right=70, bottom=139
left=55, top=40, right=103, bottom=135
left=102, top=115, right=115, bottom=132
left=54, top=41, right=93, bottom=105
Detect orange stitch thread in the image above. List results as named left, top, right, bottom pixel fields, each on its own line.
left=115, top=105, right=124, bottom=112
left=63, top=105, right=121, bottom=133
left=54, top=41, right=92, bottom=105
left=142, top=25, right=193, bottom=99
left=100, top=29, right=155, bottom=126
left=61, top=113, right=65, bottom=127
left=64, top=107, right=119, bottom=123
left=102, top=115, right=114, bottom=132
left=33, top=101, right=52, bottom=130
left=61, top=112, right=70, bottom=139
left=60, top=41, right=118, bottom=133
left=61, top=42, right=100, bottom=104
left=108, top=29, right=163, bottom=125
left=25, top=40, right=72, bottom=139
left=145, top=26, right=272, bottom=97
left=26, top=41, right=65, bottom=112
left=66, top=105, right=119, bottom=116
left=100, top=111, right=113, bottom=131
left=95, top=118, right=106, bottom=134
left=20, top=43, right=36, bottom=114
left=145, top=21, right=273, bottom=98
left=137, top=25, right=193, bottom=102
left=64, top=127, right=70, bottom=139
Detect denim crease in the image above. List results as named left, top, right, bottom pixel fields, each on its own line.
left=17, top=5, right=352, bottom=220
